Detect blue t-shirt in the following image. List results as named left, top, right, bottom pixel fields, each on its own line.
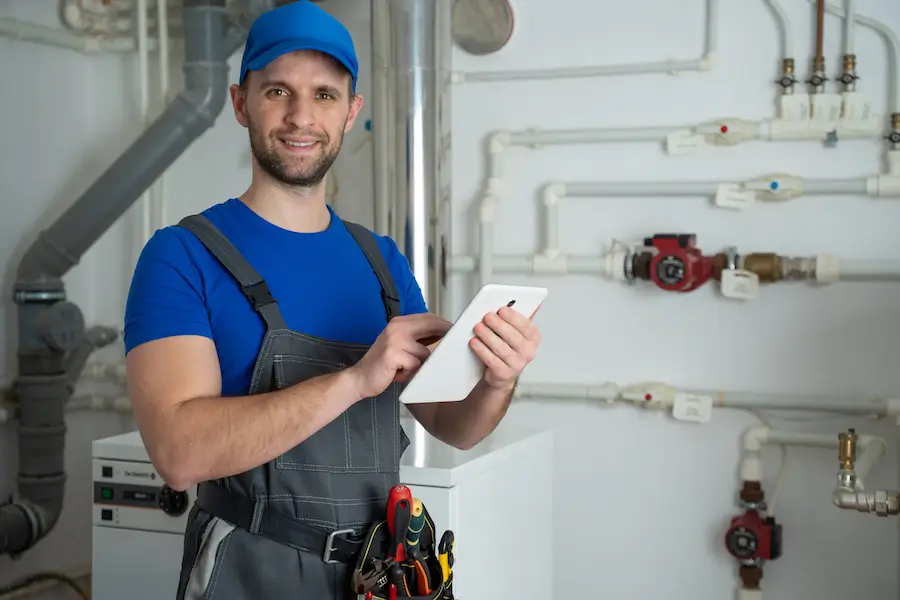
left=123, top=198, right=428, bottom=396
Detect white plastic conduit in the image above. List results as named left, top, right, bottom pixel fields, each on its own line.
left=0, top=17, right=146, bottom=53
left=763, top=0, right=793, bottom=59
left=455, top=0, right=719, bottom=84
left=513, top=382, right=896, bottom=418
left=157, top=0, right=171, bottom=229
left=138, top=0, right=152, bottom=252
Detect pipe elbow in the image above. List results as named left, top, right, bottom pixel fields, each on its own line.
left=489, top=132, right=510, bottom=154
left=181, top=66, right=230, bottom=129
left=543, top=182, right=566, bottom=206
left=742, top=425, right=770, bottom=452
left=699, top=51, right=717, bottom=71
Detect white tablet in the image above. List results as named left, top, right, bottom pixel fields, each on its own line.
left=399, top=284, right=548, bottom=405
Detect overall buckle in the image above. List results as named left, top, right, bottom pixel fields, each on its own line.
left=323, top=528, right=356, bottom=564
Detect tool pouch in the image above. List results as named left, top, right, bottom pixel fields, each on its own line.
left=351, top=501, right=454, bottom=600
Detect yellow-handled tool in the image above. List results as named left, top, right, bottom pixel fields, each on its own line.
left=438, top=530, right=454, bottom=582
left=405, top=498, right=425, bottom=549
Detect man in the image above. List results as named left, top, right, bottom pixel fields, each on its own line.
left=124, top=1, right=542, bottom=599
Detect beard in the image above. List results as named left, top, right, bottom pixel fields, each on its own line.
left=248, top=117, right=345, bottom=188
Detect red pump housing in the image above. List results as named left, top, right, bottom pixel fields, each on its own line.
left=724, top=509, right=783, bottom=562
left=645, top=234, right=714, bottom=292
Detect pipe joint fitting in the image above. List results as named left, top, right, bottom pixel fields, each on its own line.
left=489, top=132, right=510, bottom=154
left=699, top=51, right=717, bottom=71
left=542, top=183, right=565, bottom=206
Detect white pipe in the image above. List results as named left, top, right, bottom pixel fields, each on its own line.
left=739, top=425, right=886, bottom=485
left=0, top=18, right=144, bottom=53
left=157, top=0, right=171, bottom=229
left=810, top=0, right=900, bottom=112
left=843, top=0, right=856, bottom=56
left=763, top=0, right=793, bottom=59
left=513, top=381, right=894, bottom=417
left=138, top=0, right=152, bottom=253
left=454, top=0, right=719, bottom=83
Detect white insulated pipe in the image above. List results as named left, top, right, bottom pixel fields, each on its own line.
left=763, top=0, right=793, bottom=59
left=455, top=0, right=719, bottom=83
left=157, top=0, right=171, bottom=229
left=138, top=0, right=152, bottom=252
left=514, top=382, right=894, bottom=417
left=843, top=0, right=856, bottom=56
left=0, top=18, right=144, bottom=53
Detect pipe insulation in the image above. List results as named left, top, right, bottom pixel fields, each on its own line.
left=0, top=0, right=243, bottom=558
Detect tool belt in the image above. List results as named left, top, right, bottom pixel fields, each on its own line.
left=195, top=483, right=365, bottom=564
left=351, top=497, right=456, bottom=600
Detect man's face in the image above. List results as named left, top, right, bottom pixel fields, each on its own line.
left=230, top=50, right=363, bottom=188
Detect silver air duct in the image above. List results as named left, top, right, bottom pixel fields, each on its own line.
left=371, top=0, right=452, bottom=317
left=0, top=0, right=244, bottom=557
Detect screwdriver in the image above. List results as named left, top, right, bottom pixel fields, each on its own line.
left=405, top=498, right=425, bottom=550
left=387, top=484, right=412, bottom=537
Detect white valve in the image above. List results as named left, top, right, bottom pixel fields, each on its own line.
left=720, top=269, right=760, bottom=300
left=742, top=174, right=803, bottom=201
left=693, top=118, right=758, bottom=146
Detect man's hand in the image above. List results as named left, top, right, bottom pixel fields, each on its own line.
left=347, top=313, right=453, bottom=400
left=470, top=306, right=542, bottom=390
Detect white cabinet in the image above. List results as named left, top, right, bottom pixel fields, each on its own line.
left=90, top=424, right=554, bottom=600
left=400, top=420, right=554, bottom=600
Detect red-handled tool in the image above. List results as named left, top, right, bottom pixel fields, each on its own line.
left=387, top=485, right=412, bottom=536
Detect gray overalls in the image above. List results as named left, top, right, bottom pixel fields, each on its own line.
left=172, top=213, right=410, bottom=600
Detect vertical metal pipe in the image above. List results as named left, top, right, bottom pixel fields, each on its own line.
left=371, top=1, right=393, bottom=236
left=372, top=0, right=451, bottom=317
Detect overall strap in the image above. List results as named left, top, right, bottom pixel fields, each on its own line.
left=177, top=214, right=288, bottom=330
left=343, top=221, right=401, bottom=322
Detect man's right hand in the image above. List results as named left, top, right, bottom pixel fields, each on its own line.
left=347, top=313, right=453, bottom=400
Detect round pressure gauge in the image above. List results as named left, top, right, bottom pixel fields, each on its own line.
left=451, top=0, right=515, bottom=56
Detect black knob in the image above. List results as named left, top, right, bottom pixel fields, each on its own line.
left=159, top=484, right=189, bottom=516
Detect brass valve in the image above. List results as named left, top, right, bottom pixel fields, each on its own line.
left=838, top=428, right=857, bottom=470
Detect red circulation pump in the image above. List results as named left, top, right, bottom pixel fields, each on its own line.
left=644, top=234, right=714, bottom=292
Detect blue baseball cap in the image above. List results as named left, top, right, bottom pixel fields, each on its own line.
left=239, top=0, right=358, bottom=92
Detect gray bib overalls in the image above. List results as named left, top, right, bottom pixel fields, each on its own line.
left=172, top=213, right=410, bottom=600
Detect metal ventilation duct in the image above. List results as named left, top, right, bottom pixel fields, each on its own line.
left=371, top=0, right=452, bottom=317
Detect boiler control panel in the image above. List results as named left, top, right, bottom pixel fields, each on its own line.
left=91, top=459, right=195, bottom=535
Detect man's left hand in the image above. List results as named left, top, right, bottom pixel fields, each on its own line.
left=469, top=306, right=542, bottom=390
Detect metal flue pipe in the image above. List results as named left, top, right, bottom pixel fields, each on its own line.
left=370, top=0, right=452, bottom=317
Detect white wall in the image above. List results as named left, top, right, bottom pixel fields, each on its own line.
left=2, top=0, right=900, bottom=599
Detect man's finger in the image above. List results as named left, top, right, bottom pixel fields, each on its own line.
left=401, top=314, right=453, bottom=339
left=483, top=311, right=527, bottom=352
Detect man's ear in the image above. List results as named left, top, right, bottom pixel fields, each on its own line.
left=230, top=83, right=249, bottom=129
left=344, top=93, right=364, bottom=132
